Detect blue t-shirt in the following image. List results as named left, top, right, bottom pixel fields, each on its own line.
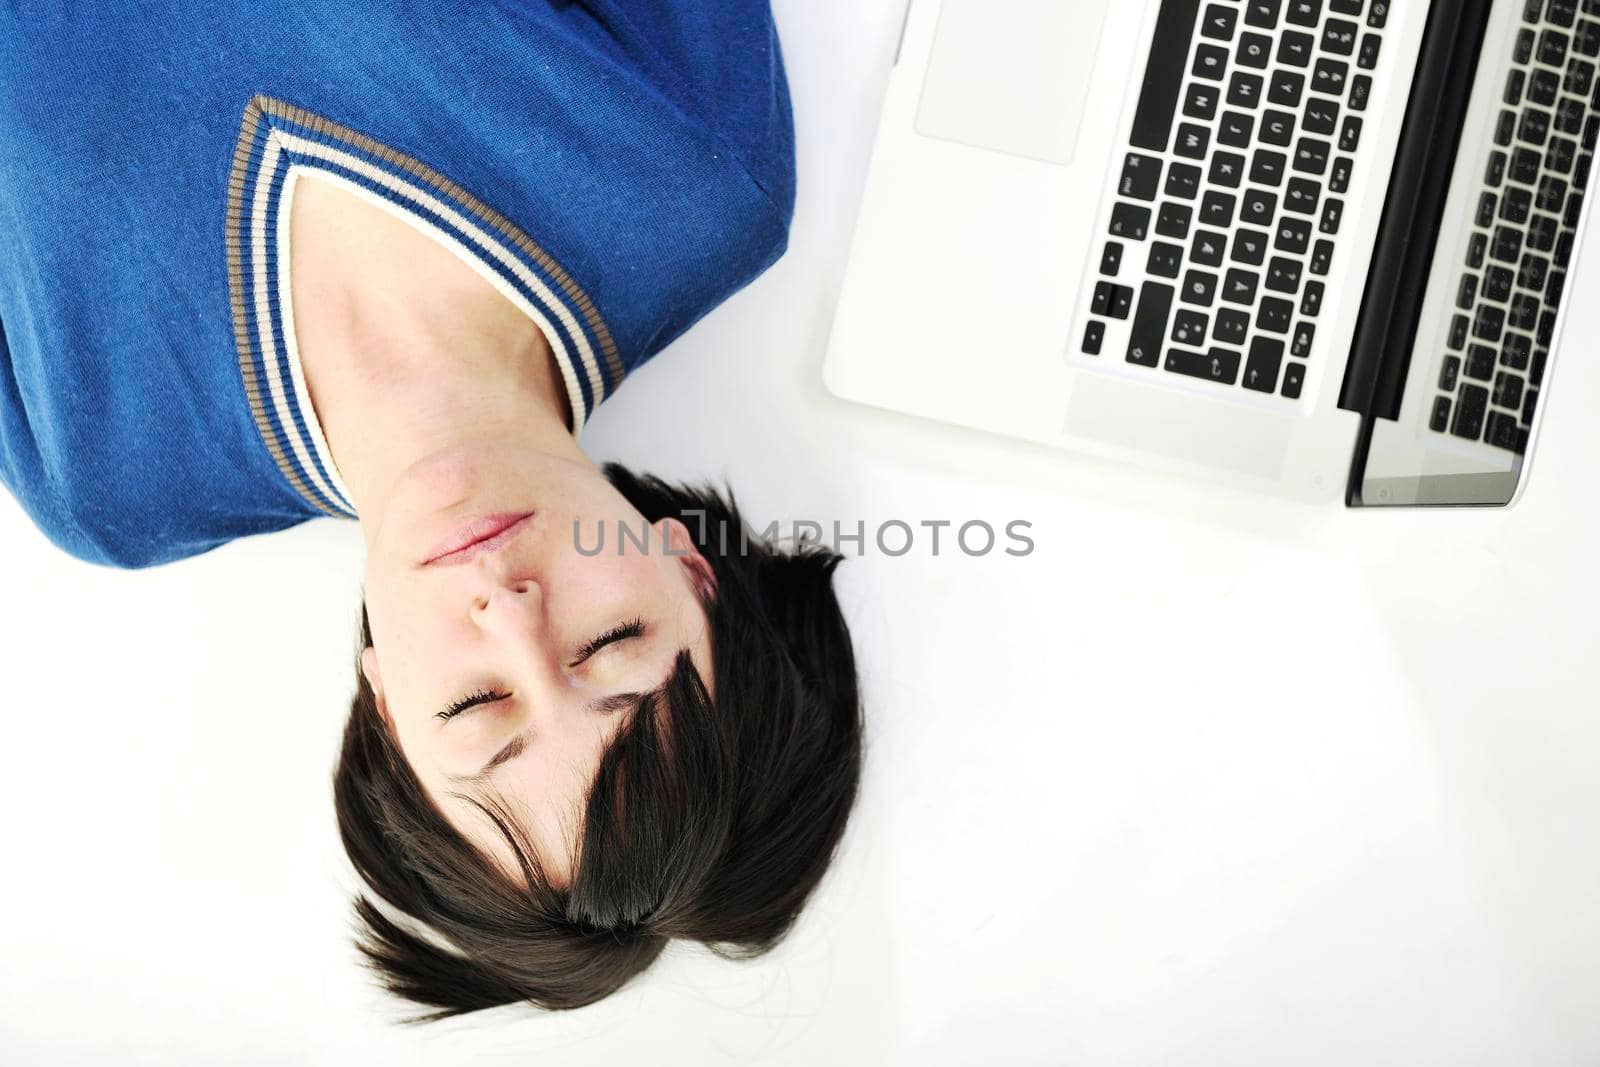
left=0, top=1, right=795, bottom=568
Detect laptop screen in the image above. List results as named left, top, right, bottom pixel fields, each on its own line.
left=1349, top=0, right=1594, bottom=506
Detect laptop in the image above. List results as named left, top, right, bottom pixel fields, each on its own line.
left=823, top=0, right=1598, bottom=506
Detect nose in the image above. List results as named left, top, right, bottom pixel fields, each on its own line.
left=472, top=572, right=543, bottom=635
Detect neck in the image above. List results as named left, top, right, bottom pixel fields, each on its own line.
left=287, top=171, right=579, bottom=550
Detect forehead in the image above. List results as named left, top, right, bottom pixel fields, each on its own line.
left=421, top=607, right=716, bottom=885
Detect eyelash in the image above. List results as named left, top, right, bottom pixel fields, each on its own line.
left=436, top=617, right=646, bottom=721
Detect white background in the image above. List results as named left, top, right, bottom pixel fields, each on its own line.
left=3, top=2, right=1598, bottom=1064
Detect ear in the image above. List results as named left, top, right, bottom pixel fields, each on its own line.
left=359, top=646, right=396, bottom=731
left=658, top=517, right=718, bottom=598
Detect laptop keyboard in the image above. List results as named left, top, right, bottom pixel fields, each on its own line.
left=1429, top=0, right=1599, bottom=455
left=1077, top=0, right=1389, bottom=400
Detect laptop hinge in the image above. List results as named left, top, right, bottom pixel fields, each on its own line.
left=1339, top=0, right=1495, bottom=421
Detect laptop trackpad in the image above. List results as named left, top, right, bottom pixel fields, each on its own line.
left=915, top=0, right=1111, bottom=166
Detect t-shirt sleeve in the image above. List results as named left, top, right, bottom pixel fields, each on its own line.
left=568, top=0, right=796, bottom=220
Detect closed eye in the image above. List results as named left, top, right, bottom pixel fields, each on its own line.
left=436, top=617, right=647, bottom=721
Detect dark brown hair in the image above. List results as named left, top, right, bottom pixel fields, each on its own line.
left=332, top=463, right=863, bottom=1021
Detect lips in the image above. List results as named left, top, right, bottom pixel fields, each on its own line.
left=422, top=511, right=535, bottom=566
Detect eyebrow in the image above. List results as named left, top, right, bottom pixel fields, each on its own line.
left=444, top=687, right=655, bottom=785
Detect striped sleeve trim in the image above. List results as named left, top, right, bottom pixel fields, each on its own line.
left=225, top=95, right=622, bottom=518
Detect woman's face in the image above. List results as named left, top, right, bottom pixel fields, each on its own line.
left=359, top=444, right=715, bottom=886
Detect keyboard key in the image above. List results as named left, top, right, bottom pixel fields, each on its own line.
left=1538, top=28, right=1570, bottom=68
left=1467, top=343, right=1497, bottom=379
left=1301, top=280, right=1325, bottom=316
left=1110, top=202, right=1152, bottom=239
left=1282, top=359, right=1307, bottom=398
left=1484, top=265, right=1514, bottom=302
left=1182, top=269, right=1219, bottom=306
left=1175, top=122, right=1212, bottom=158
left=1260, top=109, right=1296, bottom=145
left=1313, top=58, right=1349, bottom=97
left=1131, top=0, right=1205, bottom=152
left=1514, top=28, right=1536, bottom=65
left=1210, top=150, right=1248, bottom=187
left=1286, top=0, right=1324, bottom=27
left=1349, top=74, right=1373, bottom=111
left=1157, top=201, right=1194, bottom=238
left=1201, top=190, right=1238, bottom=227
left=1244, top=336, right=1285, bottom=392
left=1126, top=281, right=1176, bottom=366
left=1519, top=107, right=1551, bottom=147
left=1120, top=153, right=1164, bottom=200
left=1166, top=162, right=1203, bottom=199
left=1439, top=355, right=1460, bottom=391
left=1285, top=176, right=1321, bottom=214
left=1257, top=296, right=1295, bottom=333
left=1266, top=255, right=1304, bottom=292
left=1194, top=42, right=1230, bottom=81
left=1567, top=58, right=1595, bottom=96
left=1172, top=308, right=1211, bottom=345
left=1547, top=134, right=1577, bottom=174
left=1148, top=241, right=1185, bottom=277
left=1245, top=0, right=1283, bottom=29
left=1083, top=320, right=1105, bottom=355
left=1276, top=216, right=1314, bottom=254
left=1229, top=71, right=1265, bottom=107
left=1237, top=32, right=1274, bottom=69
left=1468, top=232, right=1489, bottom=268
left=1486, top=149, right=1508, bottom=186
left=1476, top=192, right=1498, bottom=227
left=1320, top=198, right=1345, bottom=233
left=1367, top=0, right=1388, bottom=27
left=1485, top=409, right=1521, bottom=450
left=1340, top=116, right=1364, bottom=152
left=1490, top=227, right=1523, bottom=267
left=1270, top=69, right=1306, bottom=107
left=1223, top=267, right=1261, bottom=304
left=1304, top=97, right=1341, bottom=135
left=1358, top=31, right=1382, bottom=68
left=1278, top=30, right=1316, bottom=67
left=1505, top=69, right=1527, bottom=107
left=1509, top=292, right=1540, bottom=331
left=1241, top=188, right=1279, bottom=225
left=1451, top=383, right=1489, bottom=439
left=1501, top=185, right=1533, bottom=224
left=1457, top=273, right=1479, bottom=310
left=1251, top=149, right=1288, bottom=184
left=1219, top=110, right=1257, bottom=148
left=1529, top=68, right=1561, bottom=107
left=1232, top=228, right=1270, bottom=264
left=1165, top=345, right=1242, bottom=384
left=1473, top=303, right=1506, bottom=343
left=1093, top=281, right=1137, bottom=318
left=1449, top=313, right=1470, bottom=349
left=1191, top=228, right=1228, bottom=266
left=1512, top=146, right=1542, bottom=183
left=1493, top=370, right=1524, bottom=409
left=1101, top=242, right=1124, bottom=275
left=1518, top=251, right=1550, bottom=291
left=1201, top=3, right=1239, bottom=38
left=1310, top=239, right=1335, bottom=274
left=1523, top=386, right=1539, bottom=425
left=1430, top=395, right=1452, bottom=433
left=1292, top=320, right=1316, bottom=357
left=1215, top=307, right=1252, bottom=344
left=1296, top=136, right=1332, bottom=174
left=1329, top=156, right=1354, bottom=192
left=1185, top=83, right=1221, bottom=121
left=1323, top=18, right=1359, bottom=54
left=1495, top=109, right=1517, bottom=146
